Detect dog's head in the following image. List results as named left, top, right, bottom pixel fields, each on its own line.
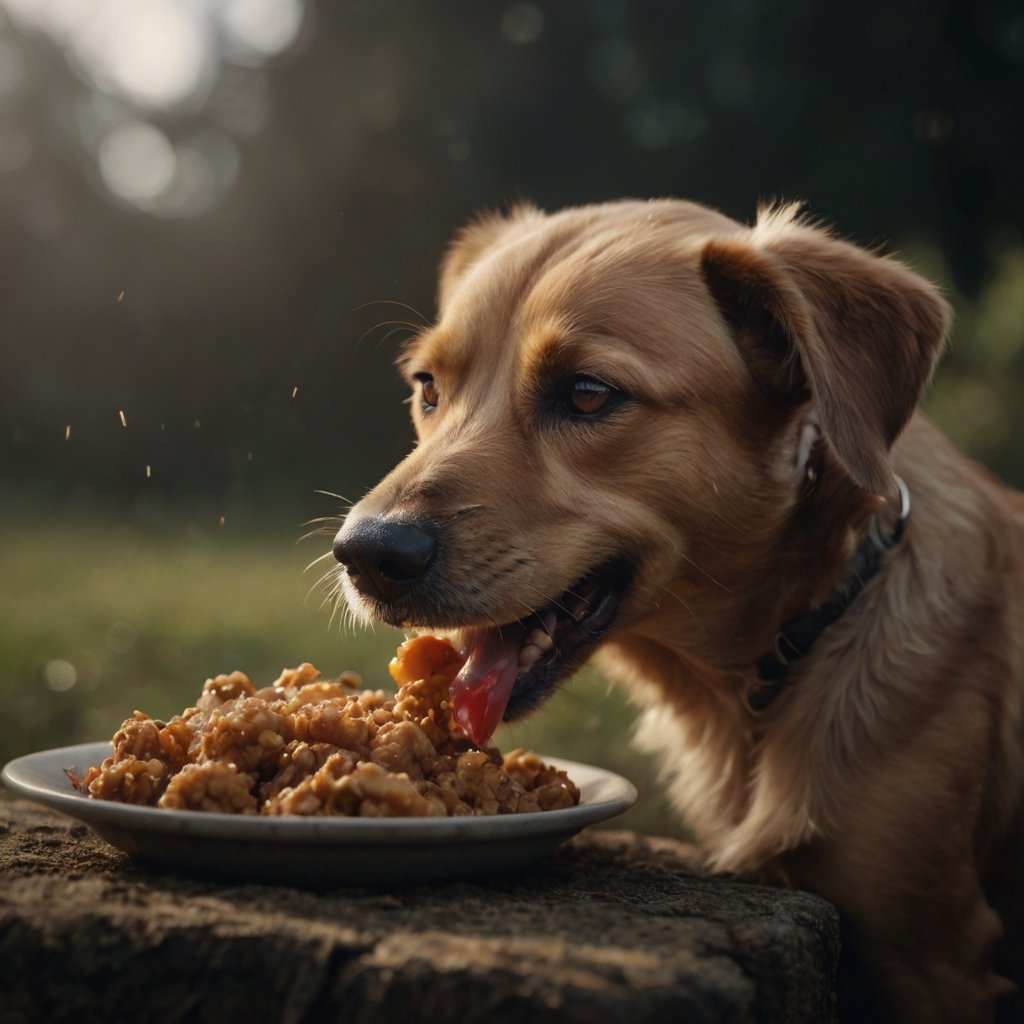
left=332, top=199, right=949, bottom=744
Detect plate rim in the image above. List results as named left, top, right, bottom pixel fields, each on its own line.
left=1, top=741, right=638, bottom=845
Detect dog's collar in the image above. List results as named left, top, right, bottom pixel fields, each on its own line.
left=746, top=475, right=911, bottom=713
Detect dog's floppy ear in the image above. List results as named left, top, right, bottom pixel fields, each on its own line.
left=701, top=206, right=950, bottom=496
left=438, top=204, right=541, bottom=309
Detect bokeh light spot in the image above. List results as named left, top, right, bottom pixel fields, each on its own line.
left=44, top=659, right=77, bottom=692
left=77, top=0, right=210, bottom=109
left=1, top=0, right=93, bottom=37
left=501, top=2, right=544, bottom=45
left=448, top=138, right=471, bottom=161
left=106, top=620, right=136, bottom=654
left=626, top=98, right=707, bottom=150
left=98, top=120, right=176, bottom=205
left=586, top=37, right=646, bottom=101
left=222, top=0, right=304, bottom=60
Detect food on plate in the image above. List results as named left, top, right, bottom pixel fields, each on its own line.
left=71, top=635, right=579, bottom=817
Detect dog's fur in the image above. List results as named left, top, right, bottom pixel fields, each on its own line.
left=334, top=199, right=1024, bottom=1022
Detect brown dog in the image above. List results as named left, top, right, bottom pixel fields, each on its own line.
left=332, top=199, right=1024, bottom=1022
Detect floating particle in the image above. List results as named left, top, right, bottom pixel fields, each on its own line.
left=292, top=386, right=299, bottom=398
left=218, top=514, right=226, bottom=528
left=247, top=451, right=254, bottom=461
left=117, top=290, right=125, bottom=303
left=65, top=424, right=71, bottom=441
left=194, top=418, right=201, bottom=429
left=119, top=410, right=127, bottom=427
left=145, top=464, right=152, bottom=479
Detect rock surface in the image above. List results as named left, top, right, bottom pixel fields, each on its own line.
left=0, top=799, right=839, bottom=1023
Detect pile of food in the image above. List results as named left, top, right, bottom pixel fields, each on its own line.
left=72, top=635, right=579, bottom=818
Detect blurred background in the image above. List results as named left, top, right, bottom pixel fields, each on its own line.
left=2, top=0, right=1022, bottom=836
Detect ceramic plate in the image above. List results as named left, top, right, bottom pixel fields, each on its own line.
left=2, top=742, right=636, bottom=885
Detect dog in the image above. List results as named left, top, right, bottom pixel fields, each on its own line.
left=331, top=199, right=1024, bottom=1022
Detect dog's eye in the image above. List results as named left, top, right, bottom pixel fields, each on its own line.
left=564, top=375, right=618, bottom=417
left=413, top=373, right=439, bottom=413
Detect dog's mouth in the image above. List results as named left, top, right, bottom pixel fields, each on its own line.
left=448, top=558, right=633, bottom=747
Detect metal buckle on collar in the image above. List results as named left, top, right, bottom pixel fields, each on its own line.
left=868, top=475, right=910, bottom=551
left=772, top=630, right=803, bottom=667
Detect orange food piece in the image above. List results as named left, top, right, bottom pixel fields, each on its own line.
left=388, top=634, right=465, bottom=686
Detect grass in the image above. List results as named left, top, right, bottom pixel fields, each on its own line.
left=0, top=506, right=688, bottom=839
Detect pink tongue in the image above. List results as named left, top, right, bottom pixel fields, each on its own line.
left=448, top=625, right=525, bottom=748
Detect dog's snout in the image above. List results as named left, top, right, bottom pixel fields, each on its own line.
left=333, top=517, right=438, bottom=600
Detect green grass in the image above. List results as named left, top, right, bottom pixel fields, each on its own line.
left=0, top=508, right=688, bottom=839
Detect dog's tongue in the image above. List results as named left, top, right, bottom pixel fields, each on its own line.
left=449, top=625, right=524, bottom=748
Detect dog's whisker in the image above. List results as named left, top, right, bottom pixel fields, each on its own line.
left=312, top=489, right=356, bottom=507
left=374, top=325, right=421, bottom=352
left=327, top=593, right=342, bottom=631
left=707, top=506, right=751, bottom=535
left=303, top=550, right=338, bottom=573
left=353, top=298, right=430, bottom=326
left=656, top=585, right=706, bottom=631
left=356, top=319, right=424, bottom=347
left=298, top=527, right=340, bottom=545
left=509, top=597, right=561, bottom=651
left=309, top=563, right=342, bottom=590
left=354, top=319, right=421, bottom=350
left=298, top=522, right=341, bottom=536
left=305, top=561, right=333, bottom=593
left=515, top=581, right=578, bottom=625
left=306, top=564, right=332, bottom=597
left=306, top=566, right=343, bottom=608
left=681, top=555, right=733, bottom=594
left=302, top=514, right=347, bottom=527
left=328, top=579, right=357, bottom=634
left=369, top=318, right=425, bottom=332
left=326, top=584, right=342, bottom=623
left=326, top=591, right=349, bottom=628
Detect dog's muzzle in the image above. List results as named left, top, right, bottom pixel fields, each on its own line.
left=334, top=512, right=634, bottom=749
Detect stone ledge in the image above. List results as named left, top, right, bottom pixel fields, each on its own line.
left=0, top=799, right=839, bottom=1023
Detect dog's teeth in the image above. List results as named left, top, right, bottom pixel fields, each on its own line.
left=527, top=628, right=555, bottom=652
left=517, top=644, right=543, bottom=670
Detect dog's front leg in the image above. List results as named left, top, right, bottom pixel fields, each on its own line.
left=781, top=803, right=1012, bottom=1023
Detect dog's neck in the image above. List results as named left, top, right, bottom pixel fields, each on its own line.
left=606, top=458, right=899, bottom=715
left=745, top=474, right=910, bottom=711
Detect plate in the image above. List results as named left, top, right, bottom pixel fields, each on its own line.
left=1, top=742, right=637, bottom=885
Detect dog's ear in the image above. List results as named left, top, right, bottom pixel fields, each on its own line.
left=701, top=207, right=950, bottom=495
left=438, top=204, right=541, bottom=309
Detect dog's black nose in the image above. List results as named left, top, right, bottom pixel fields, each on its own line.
left=333, top=517, right=438, bottom=600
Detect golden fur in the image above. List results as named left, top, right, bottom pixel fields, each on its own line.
left=336, top=199, right=1024, bottom=1022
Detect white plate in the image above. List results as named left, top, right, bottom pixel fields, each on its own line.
left=1, top=742, right=637, bottom=885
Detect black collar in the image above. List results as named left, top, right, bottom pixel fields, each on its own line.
left=746, top=476, right=911, bottom=713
